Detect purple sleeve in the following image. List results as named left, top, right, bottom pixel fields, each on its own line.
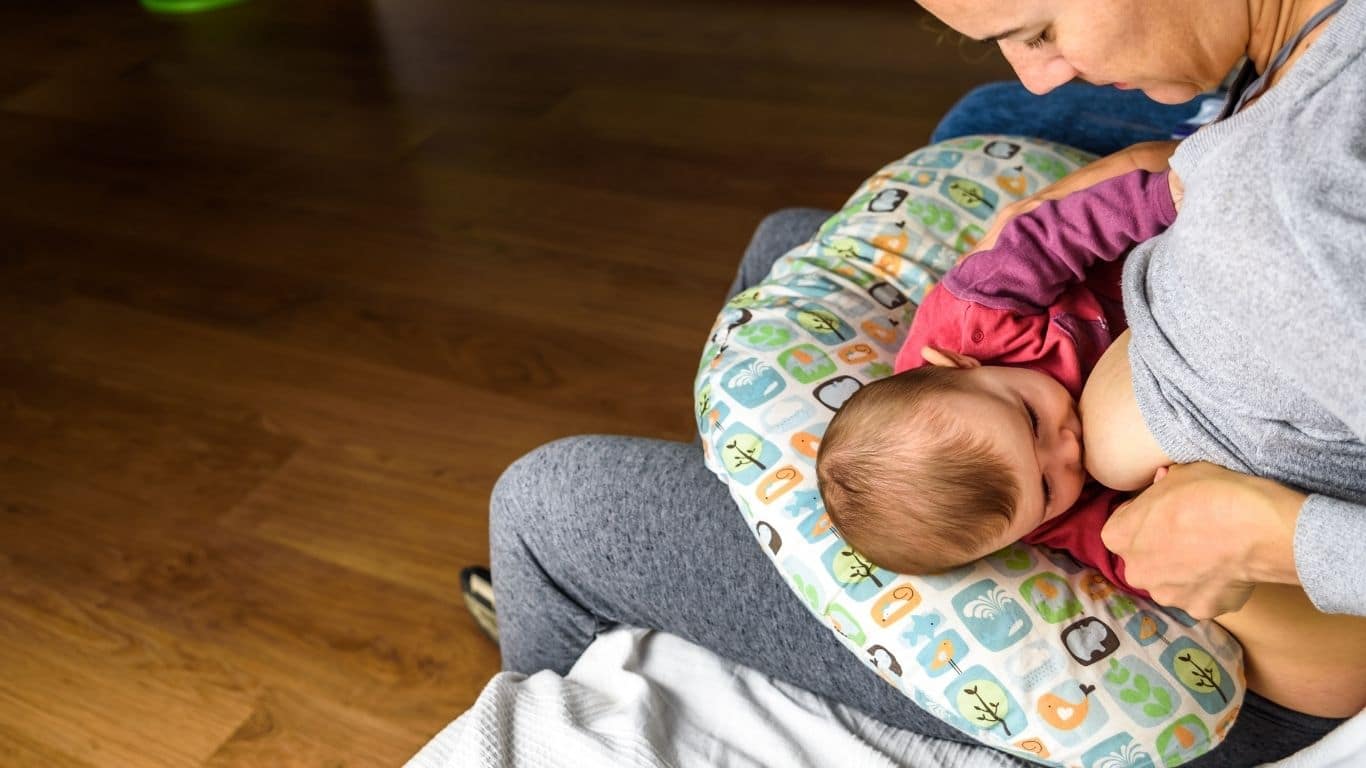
left=943, top=170, right=1177, bottom=313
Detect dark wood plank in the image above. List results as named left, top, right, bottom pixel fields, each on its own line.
left=0, top=0, right=1014, bottom=763
left=1, top=456, right=499, bottom=764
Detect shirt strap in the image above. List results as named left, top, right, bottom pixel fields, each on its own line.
left=1221, top=0, right=1347, bottom=118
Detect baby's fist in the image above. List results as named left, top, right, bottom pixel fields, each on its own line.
left=1168, top=170, right=1184, bottom=212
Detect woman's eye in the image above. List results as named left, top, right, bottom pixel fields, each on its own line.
left=1024, top=28, right=1051, bottom=50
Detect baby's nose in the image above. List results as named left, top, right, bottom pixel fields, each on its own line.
left=1052, top=427, right=1082, bottom=468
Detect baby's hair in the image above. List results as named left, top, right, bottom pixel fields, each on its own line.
left=816, top=366, right=1019, bottom=574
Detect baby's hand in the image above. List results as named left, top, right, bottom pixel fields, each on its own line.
left=1168, top=170, right=1184, bottom=212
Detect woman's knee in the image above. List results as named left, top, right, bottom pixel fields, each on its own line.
left=489, top=434, right=641, bottom=542
left=749, top=208, right=830, bottom=256
left=490, top=435, right=587, bottom=535
left=729, top=207, right=831, bottom=299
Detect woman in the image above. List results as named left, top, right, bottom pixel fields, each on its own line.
left=481, top=0, right=1365, bottom=763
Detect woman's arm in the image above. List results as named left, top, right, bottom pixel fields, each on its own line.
left=1100, top=462, right=1302, bottom=619
left=1102, top=463, right=1366, bottom=619
left=966, top=140, right=1181, bottom=257
left=1292, top=496, right=1366, bottom=616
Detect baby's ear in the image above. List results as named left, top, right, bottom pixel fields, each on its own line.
left=921, top=346, right=981, bottom=369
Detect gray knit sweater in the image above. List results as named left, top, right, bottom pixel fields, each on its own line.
left=1122, top=0, right=1366, bottom=616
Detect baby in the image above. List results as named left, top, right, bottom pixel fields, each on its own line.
left=816, top=169, right=1178, bottom=592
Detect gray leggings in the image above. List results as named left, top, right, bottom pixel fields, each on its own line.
left=488, top=209, right=1345, bottom=766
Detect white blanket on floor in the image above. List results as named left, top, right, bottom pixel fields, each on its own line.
left=407, top=627, right=1365, bottom=768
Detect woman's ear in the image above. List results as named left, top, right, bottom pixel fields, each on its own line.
left=921, top=346, right=981, bottom=369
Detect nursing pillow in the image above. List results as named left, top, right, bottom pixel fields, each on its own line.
left=694, top=136, right=1244, bottom=768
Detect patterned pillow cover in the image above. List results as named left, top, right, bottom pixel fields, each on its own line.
left=694, top=136, right=1245, bottom=768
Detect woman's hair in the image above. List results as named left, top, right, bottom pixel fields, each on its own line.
left=816, top=366, right=1019, bottom=574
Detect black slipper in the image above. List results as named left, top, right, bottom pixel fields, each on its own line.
left=461, top=565, right=499, bottom=645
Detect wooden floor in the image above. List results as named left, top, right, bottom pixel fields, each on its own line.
left=0, top=1, right=1014, bottom=765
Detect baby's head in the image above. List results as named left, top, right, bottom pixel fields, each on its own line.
left=816, top=347, right=1086, bottom=574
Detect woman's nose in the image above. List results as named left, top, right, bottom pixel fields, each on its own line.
left=1002, top=45, right=1078, bottom=95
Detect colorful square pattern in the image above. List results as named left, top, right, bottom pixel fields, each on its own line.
left=695, top=136, right=1245, bottom=766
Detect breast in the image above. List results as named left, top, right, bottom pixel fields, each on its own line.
left=1078, top=329, right=1172, bottom=491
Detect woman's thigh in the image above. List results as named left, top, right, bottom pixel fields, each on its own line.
left=931, top=81, right=1206, bottom=157
left=1199, top=692, right=1345, bottom=767
left=723, top=87, right=1205, bottom=303
left=720, top=87, right=1193, bottom=303
left=488, top=434, right=980, bottom=746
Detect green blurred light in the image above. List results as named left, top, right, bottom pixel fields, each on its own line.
left=141, top=0, right=247, bottom=14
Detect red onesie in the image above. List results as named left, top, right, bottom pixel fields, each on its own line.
left=895, top=169, right=1178, bottom=596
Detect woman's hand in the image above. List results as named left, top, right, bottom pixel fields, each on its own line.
left=959, top=139, right=1181, bottom=263
left=1101, top=462, right=1305, bottom=619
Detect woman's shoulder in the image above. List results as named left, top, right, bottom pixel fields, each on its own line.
left=1270, top=4, right=1366, bottom=167
left=1179, top=6, right=1365, bottom=180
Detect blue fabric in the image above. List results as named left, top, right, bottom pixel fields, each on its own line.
left=931, top=82, right=1206, bottom=157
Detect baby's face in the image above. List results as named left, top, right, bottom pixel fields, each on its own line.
left=936, top=365, right=1087, bottom=552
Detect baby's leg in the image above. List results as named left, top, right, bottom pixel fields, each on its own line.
left=1079, top=329, right=1172, bottom=490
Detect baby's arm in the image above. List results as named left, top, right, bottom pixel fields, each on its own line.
left=944, top=169, right=1177, bottom=314
left=897, top=171, right=1179, bottom=375
left=1079, top=329, right=1173, bottom=491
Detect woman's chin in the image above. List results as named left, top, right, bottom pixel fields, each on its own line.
left=1135, top=83, right=1204, bottom=105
